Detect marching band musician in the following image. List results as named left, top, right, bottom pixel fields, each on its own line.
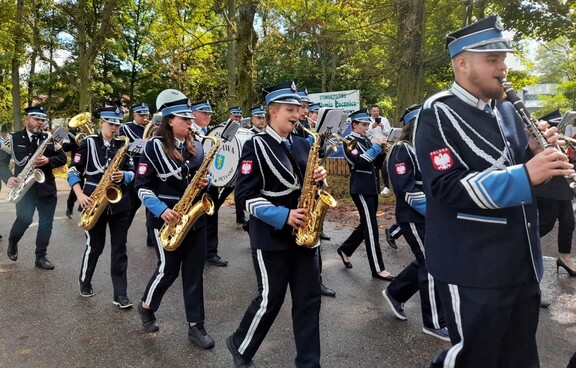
left=0, top=106, right=67, bottom=269
left=135, top=96, right=215, bottom=349
left=414, top=16, right=574, bottom=368
left=336, top=109, right=395, bottom=281
left=191, top=99, right=229, bottom=267
left=63, top=125, right=81, bottom=219
left=220, top=106, right=243, bottom=127
left=307, top=102, right=321, bottom=129
left=227, top=81, right=327, bottom=368
left=119, top=102, right=154, bottom=246
left=381, top=105, right=448, bottom=341
left=294, top=87, right=312, bottom=137
left=67, top=107, right=135, bottom=308
left=249, top=105, right=266, bottom=134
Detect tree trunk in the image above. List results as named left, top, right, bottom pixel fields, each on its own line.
left=394, top=0, right=425, bottom=122
left=235, top=0, right=257, bottom=111
left=11, top=0, right=25, bottom=131
left=226, top=0, right=237, bottom=106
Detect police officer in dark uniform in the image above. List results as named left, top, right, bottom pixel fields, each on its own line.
left=381, top=105, right=447, bottom=341
left=0, top=106, right=67, bottom=269
left=249, top=105, right=266, bottom=134
left=414, top=16, right=574, bottom=368
left=226, top=81, right=327, bottom=368
left=337, top=109, right=394, bottom=281
left=67, top=107, right=134, bottom=308
left=135, top=94, right=214, bottom=350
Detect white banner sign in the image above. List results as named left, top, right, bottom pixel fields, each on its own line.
left=309, top=90, right=360, bottom=114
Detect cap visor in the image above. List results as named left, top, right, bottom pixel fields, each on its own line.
left=173, top=112, right=194, bottom=118
left=464, top=41, right=514, bottom=53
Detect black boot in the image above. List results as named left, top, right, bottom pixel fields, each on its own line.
left=138, top=302, right=159, bottom=332
left=7, top=240, right=17, bottom=261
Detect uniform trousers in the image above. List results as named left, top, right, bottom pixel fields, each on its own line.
left=431, top=279, right=540, bottom=368
left=536, top=198, right=574, bottom=254
left=387, top=223, right=443, bottom=329
left=79, top=210, right=130, bottom=298
left=232, top=246, right=321, bottom=367
left=142, top=226, right=207, bottom=323
left=126, top=183, right=154, bottom=247
left=9, top=190, right=57, bottom=258
left=67, top=177, right=84, bottom=211
left=339, top=194, right=385, bottom=273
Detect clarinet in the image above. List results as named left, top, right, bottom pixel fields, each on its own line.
left=498, top=77, right=576, bottom=192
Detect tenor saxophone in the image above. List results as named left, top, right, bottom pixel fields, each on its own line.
left=158, top=132, right=220, bottom=251
left=8, top=132, right=53, bottom=203
left=295, top=125, right=337, bottom=247
left=78, top=136, right=130, bottom=230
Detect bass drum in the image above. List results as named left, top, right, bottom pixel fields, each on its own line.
left=202, top=127, right=254, bottom=187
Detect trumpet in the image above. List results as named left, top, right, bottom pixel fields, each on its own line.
left=365, top=130, right=391, bottom=151
left=68, top=112, right=94, bottom=145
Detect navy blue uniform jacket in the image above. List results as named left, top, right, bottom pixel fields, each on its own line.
left=414, top=85, right=542, bottom=288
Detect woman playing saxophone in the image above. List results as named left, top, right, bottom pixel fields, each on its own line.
left=134, top=93, right=214, bottom=350
left=67, top=106, right=134, bottom=307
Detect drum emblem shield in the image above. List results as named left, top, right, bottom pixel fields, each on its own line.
left=215, top=154, right=225, bottom=170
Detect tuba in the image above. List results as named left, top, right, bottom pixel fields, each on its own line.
left=295, top=124, right=337, bottom=247
left=68, top=112, right=94, bottom=145
left=78, top=136, right=130, bottom=230
left=158, top=130, right=220, bottom=251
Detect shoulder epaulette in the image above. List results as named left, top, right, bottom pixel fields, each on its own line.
left=423, top=90, right=453, bottom=109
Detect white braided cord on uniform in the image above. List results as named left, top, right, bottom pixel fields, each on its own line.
left=141, top=138, right=182, bottom=181
left=435, top=103, right=509, bottom=170
left=11, top=134, right=29, bottom=167
left=253, top=136, right=299, bottom=197
left=84, top=137, right=106, bottom=176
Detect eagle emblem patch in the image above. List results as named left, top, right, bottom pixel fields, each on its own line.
left=241, top=160, right=253, bottom=175
left=430, top=148, right=453, bottom=171
left=395, top=163, right=407, bottom=175
left=74, top=153, right=81, bottom=163
left=350, top=148, right=359, bottom=156
left=138, top=163, right=148, bottom=175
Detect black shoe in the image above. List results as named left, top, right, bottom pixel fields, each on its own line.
left=35, top=257, right=55, bottom=270
left=382, top=289, right=407, bottom=320
left=336, top=248, right=352, bottom=269
left=7, top=241, right=17, bottom=261
left=113, top=295, right=133, bottom=309
left=137, top=303, right=159, bottom=332
left=188, top=323, right=215, bottom=349
left=372, top=272, right=395, bottom=281
left=556, top=258, right=576, bottom=277
left=205, top=256, right=228, bottom=267
left=226, top=335, right=256, bottom=368
left=0, top=234, right=3, bottom=240
left=319, top=232, right=331, bottom=241
left=65, top=207, right=73, bottom=219
left=320, top=284, right=336, bottom=297
left=79, top=280, right=94, bottom=298
left=385, top=227, right=398, bottom=249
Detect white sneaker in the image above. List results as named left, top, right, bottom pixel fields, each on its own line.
left=380, top=187, right=390, bottom=196
left=572, top=203, right=576, bottom=212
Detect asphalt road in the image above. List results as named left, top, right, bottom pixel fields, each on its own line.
left=0, top=180, right=574, bottom=368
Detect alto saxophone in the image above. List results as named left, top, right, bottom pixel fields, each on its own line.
left=159, top=131, right=220, bottom=251
left=8, top=132, right=53, bottom=203
left=295, top=125, right=337, bottom=247
left=78, top=136, right=130, bottom=230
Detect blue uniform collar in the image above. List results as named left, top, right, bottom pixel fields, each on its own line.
left=451, top=82, right=493, bottom=111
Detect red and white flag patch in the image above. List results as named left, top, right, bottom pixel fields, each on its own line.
left=73, top=153, right=82, bottom=163
left=240, top=160, right=253, bottom=175
left=350, top=148, right=359, bottom=156
left=137, top=163, right=148, bottom=175
left=430, top=148, right=453, bottom=171
left=395, top=163, right=407, bottom=175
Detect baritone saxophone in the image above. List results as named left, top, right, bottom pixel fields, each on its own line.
left=295, top=125, right=337, bottom=247
left=159, top=132, right=220, bottom=251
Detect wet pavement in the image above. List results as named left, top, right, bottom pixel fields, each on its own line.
left=0, top=179, right=574, bottom=367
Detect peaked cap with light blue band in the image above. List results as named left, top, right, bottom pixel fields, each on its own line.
left=349, top=109, right=372, bottom=124
left=446, top=15, right=514, bottom=58
left=400, top=104, right=422, bottom=125
left=131, top=102, right=150, bottom=115
left=159, top=97, right=194, bottom=118
left=191, top=99, right=213, bottom=113
left=308, top=103, right=321, bottom=113
left=99, top=106, right=124, bottom=125
left=262, top=81, right=302, bottom=106
left=250, top=105, right=265, bottom=117
left=228, top=106, right=243, bottom=116
left=297, top=87, right=312, bottom=103
left=24, top=106, right=48, bottom=120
